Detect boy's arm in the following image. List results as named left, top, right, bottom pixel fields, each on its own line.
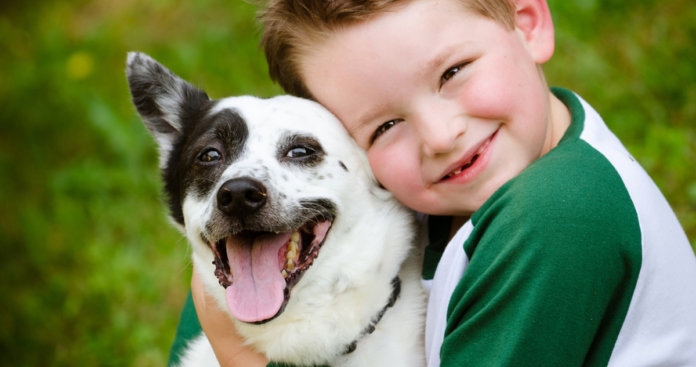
left=191, top=266, right=269, bottom=367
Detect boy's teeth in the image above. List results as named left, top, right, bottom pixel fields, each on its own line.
left=476, top=138, right=490, bottom=154
left=446, top=138, right=491, bottom=178
left=447, top=159, right=473, bottom=178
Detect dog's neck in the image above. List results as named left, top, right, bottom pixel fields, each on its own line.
left=343, top=276, right=402, bottom=355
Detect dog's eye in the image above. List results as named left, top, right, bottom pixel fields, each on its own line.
left=286, top=146, right=314, bottom=159
left=198, top=148, right=222, bottom=163
left=279, top=137, right=324, bottom=165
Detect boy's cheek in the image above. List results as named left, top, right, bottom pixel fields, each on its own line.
left=462, top=64, right=523, bottom=118
left=368, top=152, right=423, bottom=205
left=367, top=152, right=391, bottom=185
left=368, top=151, right=407, bottom=189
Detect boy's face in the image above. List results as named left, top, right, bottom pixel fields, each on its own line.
left=300, top=0, right=563, bottom=216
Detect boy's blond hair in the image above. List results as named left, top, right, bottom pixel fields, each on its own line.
left=259, top=0, right=516, bottom=98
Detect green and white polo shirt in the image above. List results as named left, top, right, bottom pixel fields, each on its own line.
left=422, top=88, right=696, bottom=366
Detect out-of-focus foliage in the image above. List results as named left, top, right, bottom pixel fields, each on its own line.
left=0, top=0, right=693, bottom=365
left=0, top=1, right=278, bottom=365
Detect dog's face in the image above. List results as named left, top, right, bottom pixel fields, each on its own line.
left=126, top=53, right=380, bottom=324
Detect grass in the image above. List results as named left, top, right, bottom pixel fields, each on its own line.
left=0, top=0, right=694, bottom=365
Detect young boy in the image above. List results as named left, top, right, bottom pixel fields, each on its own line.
left=171, top=0, right=696, bottom=365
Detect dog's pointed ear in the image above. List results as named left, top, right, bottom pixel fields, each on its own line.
left=126, top=52, right=210, bottom=164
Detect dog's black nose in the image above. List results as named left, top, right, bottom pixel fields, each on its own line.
left=217, top=177, right=268, bottom=217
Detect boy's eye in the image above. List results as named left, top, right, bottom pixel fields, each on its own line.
left=441, top=67, right=460, bottom=82
left=370, top=119, right=402, bottom=144
left=440, top=62, right=470, bottom=85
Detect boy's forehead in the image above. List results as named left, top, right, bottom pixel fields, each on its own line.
left=300, top=0, right=484, bottom=82
left=299, top=0, right=485, bottom=118
left=259, top=0, right=516, bottom=98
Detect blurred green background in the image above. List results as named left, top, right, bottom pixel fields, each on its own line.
left=1, top=0, right=694, bottom=365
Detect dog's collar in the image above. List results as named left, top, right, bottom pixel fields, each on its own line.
left=343, top=276, right=401, bottom=355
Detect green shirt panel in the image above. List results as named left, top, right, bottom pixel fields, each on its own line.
left=441, top=91, right=642, bottom=366
left=168, top=291, right=203, bottom=367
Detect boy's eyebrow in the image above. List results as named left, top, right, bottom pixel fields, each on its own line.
left=350, top=48, right=452, bottom=130
left=426, top=50, right=450, bottom=75
left=354, top=106, right=384, bottom=131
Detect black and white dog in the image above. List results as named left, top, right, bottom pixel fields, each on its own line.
left=126, top=53, right=425, bottom=366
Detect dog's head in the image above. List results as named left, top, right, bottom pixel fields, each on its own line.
left=126, top=52, right=388, bottom=324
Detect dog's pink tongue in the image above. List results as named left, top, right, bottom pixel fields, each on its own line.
left=225, top=232, right=291, bottom=323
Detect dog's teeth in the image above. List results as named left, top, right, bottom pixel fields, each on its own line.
left=287, top=249, right=297, bottom=261
left=283, top=232, right=300, bottom=274
left=286, top=231, right=300, bottom=261
left=288, top=241, right=298, bottom=252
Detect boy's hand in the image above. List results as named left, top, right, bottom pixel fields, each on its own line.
left=191, top=265, right=269, bottom=367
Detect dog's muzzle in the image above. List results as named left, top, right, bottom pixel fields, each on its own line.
left=208, top=177, right=336, bottom=324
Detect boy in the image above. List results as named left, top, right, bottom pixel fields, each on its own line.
left=174, top=0, right=696, bottom=365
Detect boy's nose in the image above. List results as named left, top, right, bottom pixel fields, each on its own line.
left=413, top=105, right=462, bottom=157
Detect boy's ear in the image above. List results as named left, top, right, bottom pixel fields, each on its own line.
left=511, top=0, right=555, bottom=64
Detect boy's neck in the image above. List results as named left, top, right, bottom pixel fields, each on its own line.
left=543, top=90, right=572, bottom=156
left=449, top=216, right=470, bottom=239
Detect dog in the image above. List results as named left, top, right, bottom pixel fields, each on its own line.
left=126, top=52, right=425, bottom=366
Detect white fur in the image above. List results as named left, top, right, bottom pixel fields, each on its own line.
left=179, top=96, right=425, bottom=366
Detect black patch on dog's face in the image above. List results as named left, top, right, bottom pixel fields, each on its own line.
left=164, top=107, right=249, bottom=225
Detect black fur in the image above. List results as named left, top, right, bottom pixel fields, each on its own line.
left=167, top=109, right=249, bottom=224
left=126, top=52, right=248, bottom=225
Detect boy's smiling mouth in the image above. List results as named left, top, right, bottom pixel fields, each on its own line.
left=441, top=129, right=499, bottom=182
